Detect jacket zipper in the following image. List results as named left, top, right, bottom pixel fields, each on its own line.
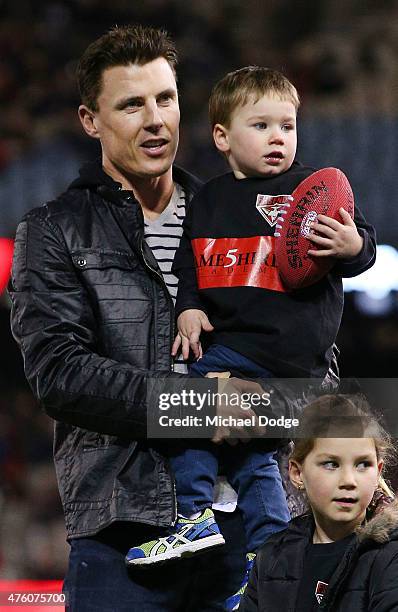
left=111, top=195, right=178, bottom=524
left=139, top=237, right=177, bottom=526
left=139, top=238, right=174, bottom=371
left=103, top=188, right=190, bottom=528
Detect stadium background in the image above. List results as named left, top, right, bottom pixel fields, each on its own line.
left=1, top=0, right=398, bottom=582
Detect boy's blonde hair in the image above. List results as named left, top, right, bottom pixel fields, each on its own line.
left=290, top=394, right=396, bottom=499
left=209, top=66, right=300, bottom=129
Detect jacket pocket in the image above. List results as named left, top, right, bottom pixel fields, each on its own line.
left=66, top=440, right=137, bottom=503
left=71, top=249, right=137, bottom=273
left=71, top=249, right=152, bottom=323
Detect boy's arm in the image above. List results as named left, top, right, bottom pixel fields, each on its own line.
left=172, top=197, right=206, bottom=316
left=333, top=205, right=376, bottom=277
left=172, top=196, right=214, bottom=359
left=307, top=205, right=376, bottom=277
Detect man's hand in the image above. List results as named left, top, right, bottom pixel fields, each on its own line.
left=211, top=377, right=267, bottom=445
left=307, top=208, right=363, bottom=259
left=171, top=309, right=214, bottom=360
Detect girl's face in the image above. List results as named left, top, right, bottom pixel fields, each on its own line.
left=289, top=438, right=383, bottom=542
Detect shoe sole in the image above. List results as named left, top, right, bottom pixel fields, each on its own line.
left=127, top=534, right=226, bottom=566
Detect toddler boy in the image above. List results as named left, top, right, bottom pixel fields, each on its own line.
left=127, top=67, right=376, bottom=610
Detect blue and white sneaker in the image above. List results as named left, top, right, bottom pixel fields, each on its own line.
left=225, top=552, right=256, bottom=610
left=125, top=508, right=225, bottom=566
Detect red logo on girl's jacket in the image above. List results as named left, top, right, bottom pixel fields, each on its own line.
left=315, top=580, right=328, bottom=604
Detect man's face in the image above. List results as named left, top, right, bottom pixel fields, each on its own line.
left=83, top=58, right=180, bottom=185
left=219, top=93, right=297, bottom=179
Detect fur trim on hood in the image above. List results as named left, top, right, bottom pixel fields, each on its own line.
left=358, top=498, right=398, bottom=544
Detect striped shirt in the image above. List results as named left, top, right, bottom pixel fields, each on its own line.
left=144, top=183, right=187, bottom=373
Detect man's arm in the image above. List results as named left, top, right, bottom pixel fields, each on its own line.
left=9, top=212, right=185, bottom=438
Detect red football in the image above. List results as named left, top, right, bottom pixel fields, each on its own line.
left=274, top=167, right=354, bottom=289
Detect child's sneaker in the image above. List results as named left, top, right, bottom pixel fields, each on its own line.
left=225, top=552, right=256, bottom=610
left=125, top=508, right=225, bottom=566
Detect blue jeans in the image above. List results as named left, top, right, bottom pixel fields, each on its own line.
left=189, top=344, right=274, bottom=379
left=63, top=512, right=246, bottom=611
left=169, top=345, right=290, bottom=552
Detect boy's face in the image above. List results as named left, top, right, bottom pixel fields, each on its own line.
left=215, top=93, right=297, bottom=179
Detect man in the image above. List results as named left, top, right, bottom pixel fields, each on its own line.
left=9, top=25, right=248, bottom=611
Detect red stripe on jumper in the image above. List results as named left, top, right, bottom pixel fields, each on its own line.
left=191, top=236, right=286, bottom=292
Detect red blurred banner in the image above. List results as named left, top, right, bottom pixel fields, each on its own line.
left=0, top=238, right=14, bottom=295
left=0, top=580, right=64, bottom=610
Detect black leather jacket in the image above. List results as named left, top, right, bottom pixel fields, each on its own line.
left=9, top=161, right=202, bottom=539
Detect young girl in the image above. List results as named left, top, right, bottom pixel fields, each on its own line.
left=240, top=394, right=398, bottom=611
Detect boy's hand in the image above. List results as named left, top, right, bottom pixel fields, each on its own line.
left=307, top=208, right=363, bottom=259
left=171, top=309, right=214, bottom=360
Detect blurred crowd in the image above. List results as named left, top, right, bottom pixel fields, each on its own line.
left=2, top=0, right=398, bottom=235
left=1, top=0, right=398, bottom=580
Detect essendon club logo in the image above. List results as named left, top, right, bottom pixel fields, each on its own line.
left=315, top=581, right=328, bottom=604
left=191, top=236, right=287, bottom=292
left=256, top=194, right=292, bottom=227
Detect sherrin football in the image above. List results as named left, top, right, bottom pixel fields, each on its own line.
left=274, top=167, right=354, bottom=290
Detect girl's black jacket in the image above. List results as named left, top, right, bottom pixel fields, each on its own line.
left=173, top=162, right=376, bottom=378
left=240, top=500, right=398, bottom=611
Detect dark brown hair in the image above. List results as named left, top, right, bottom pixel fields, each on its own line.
left=209, top=66, right=300, bottom=129
left=290, top=394, right=396, bottom=498
left=77, top=25, right=178, bottom=111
